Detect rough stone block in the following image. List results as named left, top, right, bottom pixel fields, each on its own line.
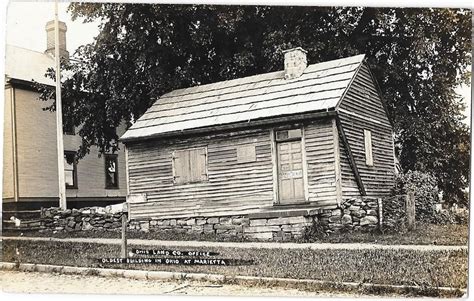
left=207, top=217, right=219, bottom=224
left=245, top=225, right=280, bottom=233
left=349, top=205, right=361, bottom=211
left=196, top=218, right=207, bottom=225
left=220, top=217, right=232, bottom=224
left=186, top=218, right=196, bottom=226
left=287, top=216, right=306, bottom=224
left=214, top=224, right=236, bottom=230
left=249, top=219, right=267, bottom=226
left=191, top=225, right=203, bottom=232
left=140, top=222, right=150, bottom=232
left=245, top=232, right=273, bottom=240
left=203, top=224, right=214, bottom=232
left=329, top=223, right=344, bottom=231
left=360, top=216, right=378, bottom=226
left=366, top=209, right=378, bottom=216
left=266, top=218, right=285, bottom=226
left=352, top=210, right=365, bottom=218
left=341, top=214, right=352, bottom=225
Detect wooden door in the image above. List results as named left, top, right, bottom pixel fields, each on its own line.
left=277, top=140, right=305, bottom=203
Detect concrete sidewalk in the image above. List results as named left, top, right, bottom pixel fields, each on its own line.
left=1, top=236, right=468, bottom=251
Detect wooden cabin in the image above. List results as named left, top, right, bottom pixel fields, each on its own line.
left=121, top=48, right=395, bottom=222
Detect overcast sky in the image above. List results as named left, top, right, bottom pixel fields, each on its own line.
left=2, top=0, right=472, bottom=124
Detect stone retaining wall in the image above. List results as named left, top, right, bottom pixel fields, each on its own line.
left=15, top=197, right=381, bottom=241
left=40, top=207, right=126, bottom=232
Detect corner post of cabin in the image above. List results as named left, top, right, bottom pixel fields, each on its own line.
left=301, top=125, right=309, bottom=202
left=124, top=144, right=130, bottom=195
left=270, top=129, right=279, bottom=204
left=332, top=118, right=342, bottom=206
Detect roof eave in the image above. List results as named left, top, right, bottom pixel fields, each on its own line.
left=120, top=108, right=337, bottom=144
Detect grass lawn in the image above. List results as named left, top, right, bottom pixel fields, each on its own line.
left=306, top=222, right=468, bottom=245
left=3, top=222, right=468, bottom=246
left=2, top=238, right=468, bottom=293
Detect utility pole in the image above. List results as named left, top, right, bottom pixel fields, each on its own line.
left=54, top=0, right=67, bottom=210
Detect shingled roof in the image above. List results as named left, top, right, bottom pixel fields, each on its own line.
left=121, top=53, right=365, bottom=142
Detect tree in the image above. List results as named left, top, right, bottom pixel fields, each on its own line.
left=37, top=4, right=471, bottom=205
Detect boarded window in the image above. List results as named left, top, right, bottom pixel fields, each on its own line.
left=172, top=148, right=208, bottom=184
left=364, top=129, right=374, bottom=166
left=237, top=145, right=256, bottom=163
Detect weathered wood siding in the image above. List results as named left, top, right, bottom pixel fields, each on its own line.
left=127, top=128, right=274, bottom=219
left=338, top=63, right=395, bottom=197
left=304, top=119, right=338, bottom=206
left=127, top=120, right=339, bottom=219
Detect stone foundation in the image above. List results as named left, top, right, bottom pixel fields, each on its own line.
left=128, top=197, right=381, bottom=241
left=18, top=197, right=381, bottom=241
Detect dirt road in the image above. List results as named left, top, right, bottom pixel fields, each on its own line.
left=1, top=270, right=373, bottom=297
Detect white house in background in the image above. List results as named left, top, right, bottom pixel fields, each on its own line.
left=3, top=20, right=127, bottom=211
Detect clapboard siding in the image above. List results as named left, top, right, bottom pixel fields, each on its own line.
left=304, top=119, right=338, bottom=206
left=127, top=120, right=340, bottom=219
left=3, top=87, right=15, bottom=200
left=127, top=128, right=275, bottom=219
left=6, top=87, right=127, bottom=202
left=338, top=63, right=395, bottom=197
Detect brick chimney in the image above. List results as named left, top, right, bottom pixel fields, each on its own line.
left=283, top=47, right=307, bottom=80
left=45, top=20, right=69, bottom=60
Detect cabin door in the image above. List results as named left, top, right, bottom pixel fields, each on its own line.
left=276, top=129, right=305, bottom=203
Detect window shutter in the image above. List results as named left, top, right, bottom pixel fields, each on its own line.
left=173, top=150, right=189, bottom=184
left=198, top=148, right=208, bottom=181
left=364, top=130, right=373, bottom=166
left=173, top=148, right=207, bottom=184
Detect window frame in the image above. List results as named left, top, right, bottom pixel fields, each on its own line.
left=104, top=154, right=119, bottom=189
left=172, top=147, right=208, bottom=185
left=64, top=151, right=78, bottom=189
left=364, top=129, right=374, bottom=167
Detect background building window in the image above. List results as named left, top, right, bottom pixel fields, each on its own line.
left=105, top=154, right=119, bottom=189
left=172, top=148, right=208, bottom=184
left=64, top=151, right=77, bottom=188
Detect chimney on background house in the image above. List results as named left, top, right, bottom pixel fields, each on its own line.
left=45, top=20, right=69, bottom=61
left=283, top=47, right=307, bottom=80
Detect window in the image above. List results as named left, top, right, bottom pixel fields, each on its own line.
left=364, top=129, right=374, bottom=166
left=275, top=128, right=302, bottom=142
left=172, top=147, right=208, bottom=184
left=105, top=154, right=119, bottom=189
left=64, top=151, right=77, bottom=188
